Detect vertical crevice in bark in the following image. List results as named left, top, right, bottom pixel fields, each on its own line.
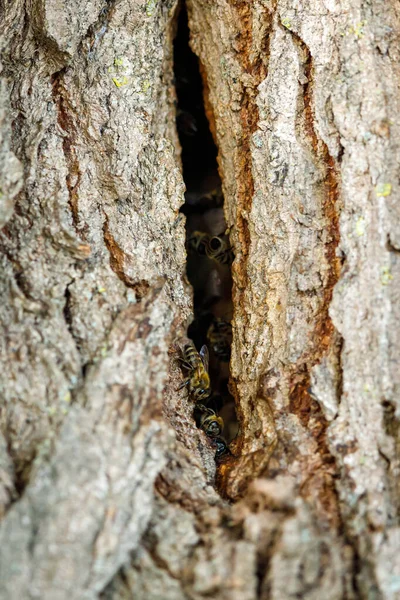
left=102, top=214, right=150, bottom=296
left=51, top=69, right=81, bottom=231
left=173, top=3, right=238, bottom=475
left=63, top=281, right=74, bottom=338
left=84, top=2, right=115, bottom=58
left=3, top=424, right=27, bottom=501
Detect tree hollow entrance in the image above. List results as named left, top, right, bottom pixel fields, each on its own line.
left=174, top=5, right=239, bottom=469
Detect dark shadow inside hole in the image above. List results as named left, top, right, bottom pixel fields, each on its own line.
left=174, top=5, right=238, bottom=448
left=174, top=6, right=219, bottom=211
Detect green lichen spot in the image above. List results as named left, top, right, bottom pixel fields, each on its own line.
left=281, top=17, right=291, bottom=29
left=98, top=286, right=107, bottom=293
left=114, top=57, right=124, bottom=67
left=142, top=80, right=151, bottom=93
left=355, top=217, right=366, bottom=237
left=146, top=0, right=157, bottom=16
left=376, top=183, right=392, bottom=197
left=381, top=266, right=393, bottom=286
left=112, top=76, right=129, bottom=88
left=348, top=21, right=367, bottom=38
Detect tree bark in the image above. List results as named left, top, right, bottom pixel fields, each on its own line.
left=1, top=0, right=400, bottom=598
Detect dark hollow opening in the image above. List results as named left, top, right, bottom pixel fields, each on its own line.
left=173, top=4, right=238, bottom=454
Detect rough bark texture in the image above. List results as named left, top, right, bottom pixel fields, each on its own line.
left=1, top=0, right=400, bottom=599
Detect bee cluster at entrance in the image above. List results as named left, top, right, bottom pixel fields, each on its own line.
left=174, top=6, right=238, bottom=463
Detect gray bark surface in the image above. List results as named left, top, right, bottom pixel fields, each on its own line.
left=0, top=0, right=399, bottom=598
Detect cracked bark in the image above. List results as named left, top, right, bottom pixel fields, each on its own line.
left=1, top=0, right=400, bottom=598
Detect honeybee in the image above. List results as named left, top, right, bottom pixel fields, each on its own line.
left=205, top=234, right=234, bottom=265
left=195, top=405, right=224, bottom=438
left=178, top=341, right=211, bottom=402
left=207, top=318, right=232, bottom=362
left=187, top=231, right=210, bottom=256
left=213, top=436, right=229, bottom=459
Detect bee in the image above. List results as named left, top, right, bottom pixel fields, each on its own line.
left=213, top=436, right=229, bottom=459
left=205, top=234, right=234, bottom=265
left=178, top=341, right=211, bottom=402
left=187, top=231, right=210, bottom=256
left=195, top=405, right=224, bottom=438
left=207, top=318, right=232, bottom=362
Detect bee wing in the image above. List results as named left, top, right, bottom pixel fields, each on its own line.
left=199, top=345, right=209, bottom=371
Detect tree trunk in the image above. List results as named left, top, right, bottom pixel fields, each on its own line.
left=1, top=0, right=399, bottom=598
